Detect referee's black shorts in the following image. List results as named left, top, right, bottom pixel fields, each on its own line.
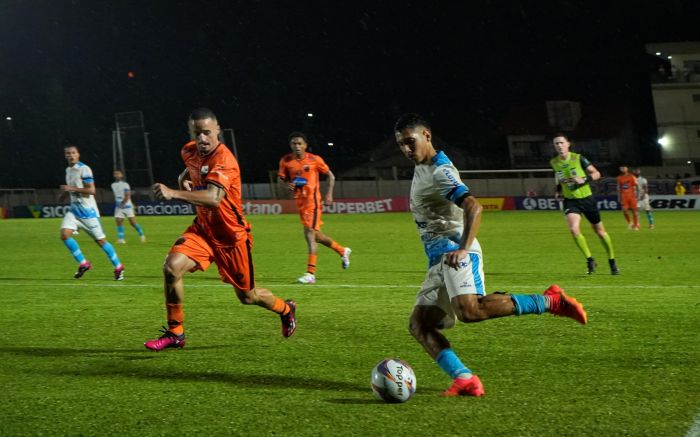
left=562, top=196, right=601, bottom=225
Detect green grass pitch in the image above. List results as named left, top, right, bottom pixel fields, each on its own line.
left=0, top=211, right=698, bottom=436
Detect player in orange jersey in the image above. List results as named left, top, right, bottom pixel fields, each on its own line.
left=278, top=132, right=351, bottom=284
left=616, top=166, right=639, bottom=230
left=144, top=108, right=297, bottom=351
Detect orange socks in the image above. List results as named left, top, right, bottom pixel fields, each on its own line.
left=271, top=298, right=291, bottom=315
left=307, top=254, right=317, bottom=274
left=330, top=241, right=345, bottom=256
left=166, top=303, right=184, bottom=335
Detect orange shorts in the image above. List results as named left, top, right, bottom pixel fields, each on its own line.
left=621, top=196, right=637, bottom=210
left=170, top=225, right=255, bottom=291
left=297, top=199, right=323, bottom=231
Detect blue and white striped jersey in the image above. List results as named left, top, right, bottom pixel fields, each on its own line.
left=65, top=162, right=100, bottom=218
left=410, top=151, right=481, bottom=267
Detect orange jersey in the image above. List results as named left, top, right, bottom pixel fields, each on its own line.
left=616, top=174, right=638, bottom=198
left=277, top=152, right=330, bottom=204
left=181, top=141, right=249, bottom=246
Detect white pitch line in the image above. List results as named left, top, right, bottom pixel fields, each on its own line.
left=0, top=282, right=699, bottom=290
left=687, top=411, right=700, bottom=437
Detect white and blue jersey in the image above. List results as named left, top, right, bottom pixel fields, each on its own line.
left=111, top=180, right=133, bottom=209
left=65, top=162, right=100, bottom=219
left=410, top=151, right=481, bottom=267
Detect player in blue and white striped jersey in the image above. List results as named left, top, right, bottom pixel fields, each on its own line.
left=111, top=170, right=146, bottom=244
left=395, top=114, right=587, bottom=398
left=59, top=145, right=124, bottom=280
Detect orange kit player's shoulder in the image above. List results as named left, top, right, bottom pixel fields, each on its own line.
left=307, top=153, right=330, bottom=174
left=181, top=140, right=197, bottom=160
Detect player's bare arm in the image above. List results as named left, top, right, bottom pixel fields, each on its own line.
left=324, top=170, right=336, bottom=205
left=445, top=195, right=483, bottom=269
left=177, top=168, right=193, bottom=191
left=60, top=181, right=96, bottom=196
left=277, top=176, right=295, bottom=194
left=153, top=182, right=224, bottom=207
left=584, top=164, right=601, bottom=182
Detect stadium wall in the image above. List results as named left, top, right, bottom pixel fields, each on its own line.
left=9, top=195, right=700, bottom=219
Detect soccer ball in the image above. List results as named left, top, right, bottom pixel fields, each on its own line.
left=370, top=358, right=417, bottom=403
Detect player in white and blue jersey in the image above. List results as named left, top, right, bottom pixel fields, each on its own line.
left=395, top=114, right=588, bottom=397
left=111, top=170, right=146, bottom=243
left=59, top=145, right=124, bottom=280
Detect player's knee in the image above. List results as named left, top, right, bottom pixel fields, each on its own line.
left=162, top=262, right=183, bottom=283
left=454, top=304, right=485, bottom=323
left=408, top=318, right=422, bottom=339
left=234, top=288, right=257, bottom=305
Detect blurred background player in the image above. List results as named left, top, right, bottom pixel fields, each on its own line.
left=550, top=134, right=619, bottom=275
left=616, top=166, right=639, bottom=230
left=111, top=169, right=146, bottom=243
left=633, top=168, right=654, bottom=229
left=59, top=145, right=125, bottom=280
left=277, top=132, right=351, bottom=284
left=396, top=114, right=588, bottom=398
left=674, top=179, right=686, bottom=196
left=144, top=108, right=296, bottom=351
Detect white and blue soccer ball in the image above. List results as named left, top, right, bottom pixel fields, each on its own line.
left=371, top=358, right=417, bottom=403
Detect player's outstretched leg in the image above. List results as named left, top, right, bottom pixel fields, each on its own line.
left=235, top=287, right=298, bottom=338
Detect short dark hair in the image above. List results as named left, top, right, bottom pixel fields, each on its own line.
left=551, top=132, right=570, bottom=142
left=394, top=113, right=431, bottom=132
left=64, top=144, right=78, bottom=151
left=189, top=107, right=218, bottom=121
left=288, top=131, right=308, bottom=143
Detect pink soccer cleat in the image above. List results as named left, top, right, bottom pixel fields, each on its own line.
left=441, top=375, right=485, bottom=397
left=144, top=328, right=186, bottom=351
left=280, top=300, right=297, bottom=338
left=114, top=264, right=125, bottom=281
left=74, top=261, right=93, bottom=279
left=544, top=284, right=588, bottom=325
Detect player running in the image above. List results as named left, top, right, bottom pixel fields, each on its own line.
left=59, top=145, right=125, bottom=280
left=616, top=166, right=639, bottom=230
left=396, top=114, right=588, bottom=398
left=111, top=169, right=146, bottom=243
left=277, top=132, right=351, bottom=284
left=550, top=134, right=619, bottom=275
left=144, top=108, right=296, bottom=351
left=633, top=168, right=654, bottom=229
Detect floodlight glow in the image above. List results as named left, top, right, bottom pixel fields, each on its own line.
left=307, top=113, right=314, bottom=117
left=667, top=55, right=672, bottom=59
left=657, top=136, right=670, bottom=147
left=688, top=161, right=692, bottom=165
left=327, top=142, right=334, bottom=146
left=655, top=52, right=661, bottom=56
left=5, top=116, right=11, bottom=121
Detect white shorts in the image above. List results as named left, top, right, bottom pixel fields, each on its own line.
left=414, top=252, right=485, bottom=330
left=637, top=196, right=652, bottom=211
left=114, top=205, right=135, bottom=219
left=61, top=211, right=106, bottom=240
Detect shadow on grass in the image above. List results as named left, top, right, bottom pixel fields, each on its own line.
left=3, top=346, right=368, bottom=392
left=0, top=344, right=231, bottom=358
left=57, top=365, right=369, bottom=393
left=326, top=398, right=383, bottom=404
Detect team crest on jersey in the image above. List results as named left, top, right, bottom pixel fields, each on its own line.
left=201, top=165, right=209, bottom=175
left=303, top=165, right=310, bottom=172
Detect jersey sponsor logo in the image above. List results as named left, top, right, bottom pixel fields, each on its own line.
left=201, top=165, right=209, bottom=174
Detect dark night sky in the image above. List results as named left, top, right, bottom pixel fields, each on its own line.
left=1, top=0, right=699, bottom=187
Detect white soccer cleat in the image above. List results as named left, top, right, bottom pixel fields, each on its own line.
left=140, top=235, right=147, bottom=243
left=117, top=239, right=126, bottom=244
left=341, top=248, right=352, bottom=269
left=297, top=273, right=316, bottom=284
